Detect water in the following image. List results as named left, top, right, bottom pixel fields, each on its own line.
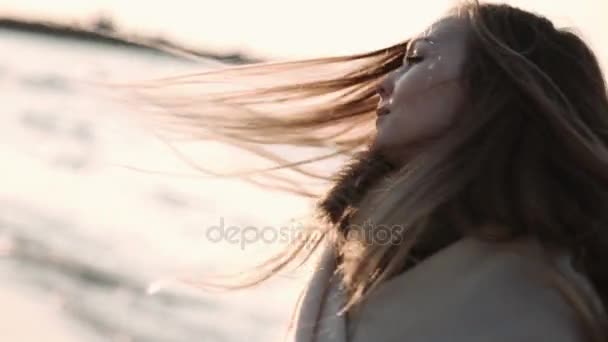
left=0, top=30, right=320, bottom=342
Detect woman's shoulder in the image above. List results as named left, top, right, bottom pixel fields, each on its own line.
left=348, top=236, right=596, bottom=342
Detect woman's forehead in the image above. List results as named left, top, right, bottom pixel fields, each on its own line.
left=417, top=16, right=468, bottom=43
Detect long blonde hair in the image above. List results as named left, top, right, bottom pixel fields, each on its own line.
left=129, top=41, right=407, bottom=196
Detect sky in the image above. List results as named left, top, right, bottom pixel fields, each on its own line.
left=2, top=0, right=608, bottom=64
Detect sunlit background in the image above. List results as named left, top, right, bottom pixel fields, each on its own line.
left=1, top=0, right=607, bottom=341
left=4, top=0, right=608, bottom=61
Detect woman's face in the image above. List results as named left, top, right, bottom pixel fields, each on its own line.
left=373, top=16, right=469, bottom=163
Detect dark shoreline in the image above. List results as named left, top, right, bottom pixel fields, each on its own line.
left=0, top=18, right=262, bottom=64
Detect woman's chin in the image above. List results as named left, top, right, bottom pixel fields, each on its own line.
left=370, top=137, right=422, bottom=168
left=370, top=138, right=396, bottom=163
left=375, top=113, right=389, bottom=128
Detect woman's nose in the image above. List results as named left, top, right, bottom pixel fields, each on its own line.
left=377, top=76, right=395, bottom=101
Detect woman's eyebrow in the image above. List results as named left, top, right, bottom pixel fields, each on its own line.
left=411, top=37, right=436, bottom=46
left=406, top=36, right=436, bottom=53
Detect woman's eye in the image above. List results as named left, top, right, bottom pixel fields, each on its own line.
left=403, top=55, right=424, bottom=66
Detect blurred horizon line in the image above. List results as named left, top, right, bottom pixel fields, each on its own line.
left=0, top=15, right=266, bottom=64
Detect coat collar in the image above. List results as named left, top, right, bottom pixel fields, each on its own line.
left=292, top=238, right=490, bottom=342
left=292, top=246, right=346, bottom=342
left=290, top=236, right=600, bottom=342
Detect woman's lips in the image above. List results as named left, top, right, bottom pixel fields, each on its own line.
left=376, top=107, right=390, bottom=127
left=376, top=97, right=392, bottom=117
left=376, top=106, right=391, bottom=117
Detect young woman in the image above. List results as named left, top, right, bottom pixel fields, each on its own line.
left=137, top=1, right=608, bottom=341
